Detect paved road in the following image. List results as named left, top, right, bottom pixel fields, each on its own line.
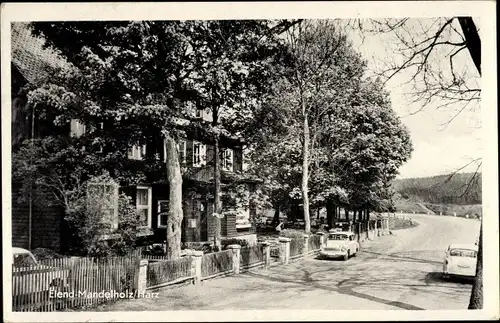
left=96, top=214, right=480, bottom=311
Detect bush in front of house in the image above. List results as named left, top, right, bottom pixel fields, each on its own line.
left=279, top=229, right=306, bottom=254
left=221, top=238, right=250, bottom=249
left=64, top=173, right=142, bottom=257
left=182, top=242, right=218, bottom=254
left=31, top=248, right=62, bottom=261
left=279, top=228, right=306, bottom=239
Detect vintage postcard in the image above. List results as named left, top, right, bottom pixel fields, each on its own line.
left=1, top=1, right=498, bottom=322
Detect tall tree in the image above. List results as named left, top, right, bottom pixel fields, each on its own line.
left=279, top=20, right=366, bottom=232
left=182, top=20, right=285, bottom=249
left=30, top=21, right=196, bottom=259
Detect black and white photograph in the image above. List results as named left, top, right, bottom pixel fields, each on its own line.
left=1, top=2, right=498, bottom=322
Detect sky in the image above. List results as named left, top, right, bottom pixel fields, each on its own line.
left=346, top=18, right=482, bottom=179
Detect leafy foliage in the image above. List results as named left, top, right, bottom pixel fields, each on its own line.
left=64, top=173, right=141, bottom=257
left=249, top=20, right=412, bottom=219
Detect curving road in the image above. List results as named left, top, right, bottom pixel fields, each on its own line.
left=96, top=213, right=481, bottom=311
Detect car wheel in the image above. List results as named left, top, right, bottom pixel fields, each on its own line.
left=344, top=252, right=349, bottom=261
left=353, top=248, right=358, bottom=256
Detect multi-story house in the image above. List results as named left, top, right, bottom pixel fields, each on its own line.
left=10, top=22, right=259, bottom=254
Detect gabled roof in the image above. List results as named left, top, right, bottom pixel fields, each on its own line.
left=11, top=22, right=70, bottom=86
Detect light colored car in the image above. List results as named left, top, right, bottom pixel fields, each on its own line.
left=320, top=231, right=359, bottom=260
left=443, top=244, right=478, bottom=279
left=12, top=247, right=70, bottom=296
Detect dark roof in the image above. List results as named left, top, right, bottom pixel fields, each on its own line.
left=11, top=22, right=70, bottom=85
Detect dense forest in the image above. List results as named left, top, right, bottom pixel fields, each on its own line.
left=392, top=172, right=482, bottom=205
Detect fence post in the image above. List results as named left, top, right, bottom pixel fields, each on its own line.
left=227, top=244, right=241, bottom=275
left=137, top=259, right=148, bottom=296
left=261, top=242, right=271, bottom=269
left=279, top=237, right=291, bottom=265
left=303, top=234, right=309, bottom=258
left=191, top=251, right=203, bottom=285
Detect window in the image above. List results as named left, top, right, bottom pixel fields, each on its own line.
left=449, top=249, right=477, bottom=258
left=222, top=148, right=233, bottom=172
left=163, top=139, right=187, bottom=164
left=136, top=186, right=152, bottom=228
left=193, top=141, right=206, bottom=167
left=13, top=252, right=38, bottom=268
left=87, top=181, right=119, bottom=230
left=194, top=109, right=204, bottom=119
left=70, top=119, right=86, bottom=137
left=157, top=200, right=169, bottom=228
left=177, top=140, right=186, bottom=164
left=328, top=234, right=348, bottom=241
left=128, top=144, right=146, bottom=160
left=235, top=190, right=251, bottom=229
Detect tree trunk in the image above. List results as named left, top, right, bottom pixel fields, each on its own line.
left=165, top=135, right=183, bottom=260
left=345, top=209, right=350, bottom=222
left=468, top=221, right=483, bottom=309
left=302, top=114, right=311, bottom=233
left=366, top=209, right=370, bottom=222
left=326, top=199, right=334, bottom=228
left=458, top=17, right=482, bottom=310
left=457, top=17, right=481, bottom=75
left=273, top=206, right=280, bottom=226
left=213, top=137, right=222, bottom=250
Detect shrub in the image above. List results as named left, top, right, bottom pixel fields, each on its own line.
left=31, top=248, right=62, bottom=261
left=64, top=173, right=142, bottom=257
left=279, top=229, right=306, bottom=239
left=182, top=242, right=218, bottom=254
left=222, top=238, right=250, bottom=249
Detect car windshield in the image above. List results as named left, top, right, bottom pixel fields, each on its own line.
left=328, top=234, right=348, bottom=241
left=13, top=253, right=38, bottom=267
left=449, top=248, right=477, bottom=258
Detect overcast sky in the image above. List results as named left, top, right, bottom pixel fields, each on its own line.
left=347, top=18, right=482, bottom=179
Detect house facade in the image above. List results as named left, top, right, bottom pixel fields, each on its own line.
left=10, top=23, right=259, bottom=254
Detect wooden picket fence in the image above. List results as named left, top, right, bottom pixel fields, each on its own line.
left=201, top=249, right=233, bottom=280
left=146, top=257, right=193, bottom=289
left=12, top=254, right=140, bottom=312
left=239, top=245, right=265, bottom=271
left=141, top=255, right=169, bottom=262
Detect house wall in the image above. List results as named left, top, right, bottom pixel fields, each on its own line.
left=11, top=184, right=63, bottom=252
left=11, top=185, right=30, bottom=249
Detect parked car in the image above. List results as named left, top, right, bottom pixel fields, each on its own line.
left=12, top=247, right=70, bottom=296
left=442, top=244, right=478, bottom=279
left=319, top=231, right=359, bottom=260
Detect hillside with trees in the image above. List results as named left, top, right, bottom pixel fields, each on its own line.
left=392, top=172, right=482, bottom=216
